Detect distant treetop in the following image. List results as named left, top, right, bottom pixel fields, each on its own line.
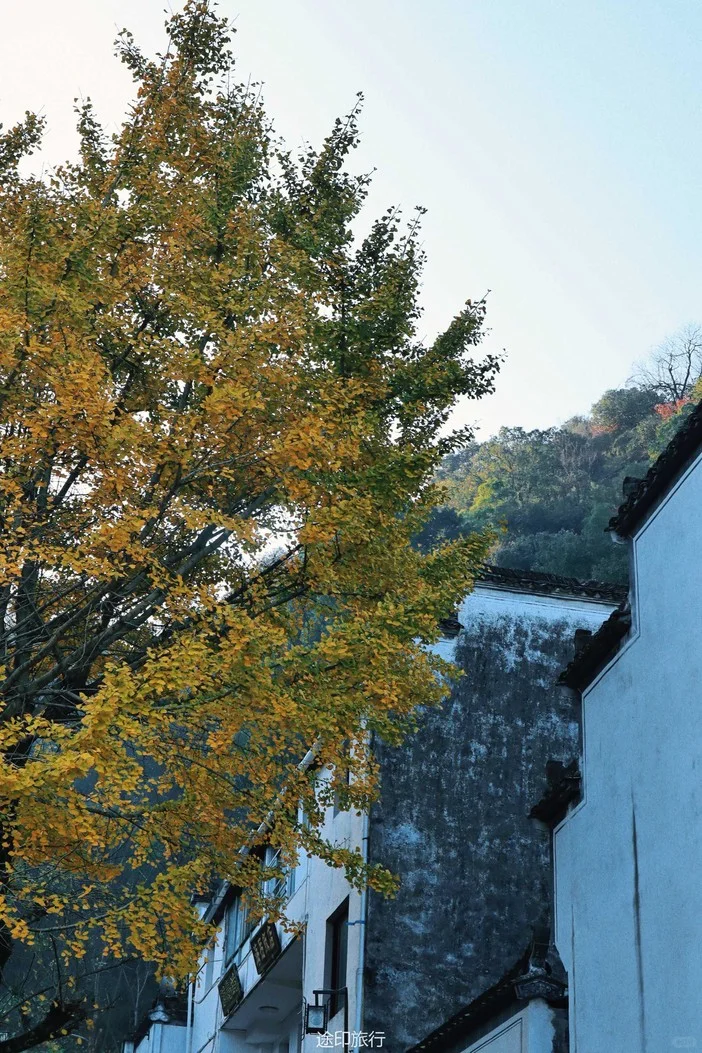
left=421, top=366, right=700, bottom=584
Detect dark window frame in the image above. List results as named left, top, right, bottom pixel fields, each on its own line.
left=326, top=897, right=349, bottom=1018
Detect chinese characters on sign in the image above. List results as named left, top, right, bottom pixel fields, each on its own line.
left=218, top=962, right=244, bottom=1016
left=316, top=1033, right=386, bottom=1048
left=251, top=922, right=282, bottom=974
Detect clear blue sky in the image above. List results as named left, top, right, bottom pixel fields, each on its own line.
left=2, top=1, right=701, bottom=438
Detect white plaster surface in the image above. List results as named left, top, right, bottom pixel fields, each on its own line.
left=154, top=785, right=363, bottom=1053
left=554, top=452, right=702, bottom=1052
left=459, top=1001, right=556, bottom=1052
left=428, top=586, right=615, bottom=667
left=135, top=1022, right=187, bottom=1053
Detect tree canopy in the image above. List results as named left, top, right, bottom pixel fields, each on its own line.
left=0, top=3, right=498, bottom=1045
left=422, top=382, right=701, bottom=583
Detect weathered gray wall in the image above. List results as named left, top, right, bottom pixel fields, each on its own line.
left=363, top=585, right=614, bottom=1051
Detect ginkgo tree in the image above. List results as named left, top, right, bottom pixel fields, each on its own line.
left=0, top=2, right=498, bottom=1046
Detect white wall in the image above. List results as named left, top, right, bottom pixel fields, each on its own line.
left=171, top=783, right=364, bottom=1053
left=298, top=800, right=364, bottom=1053
left=135, top=1022, right=187, bottom=1053
left=458, top=1001, right=556, bottom=1053
left=554, top=452, right=702, bottom=1052
left=434, top=584, right=617, bottom=669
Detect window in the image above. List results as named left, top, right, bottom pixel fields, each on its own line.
left=263, top=846, right=286, bottom=899
left=263, top=846, right=296, bottom=901
left=224, top=894, right=256, bottom=964
left=224, top=851, right=298, bottom=969
left=326, top=898, right=349, bottom=1019
left=203, top=936, right=216, bottom=988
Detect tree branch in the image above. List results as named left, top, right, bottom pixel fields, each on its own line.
left=0, top=1000, right=85, bottom=1053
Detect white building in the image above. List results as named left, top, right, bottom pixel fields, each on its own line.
left=554, top=401, right=702, bottom=1052
left=125, top=794, right=366, bottom=1053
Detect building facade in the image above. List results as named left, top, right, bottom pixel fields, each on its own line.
left=553, top=402, right=702, bottom=1052
left=364, top=569, right=620, bottom=1051
left=126, top=570, right=622, bottom=1053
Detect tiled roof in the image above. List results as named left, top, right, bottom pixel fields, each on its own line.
left=476, top=565, right=627, bottom=604
left=608, top=399, right=702, bottom=537
left=529, top=760, right=582, bottom=827
left=408, top=943, right=566, bottom=1053
left=557, top=602, right=632, bottom=691
left=408, top=952, right=529, bottom=1053
left=130, top=993, right=188, bottom=1047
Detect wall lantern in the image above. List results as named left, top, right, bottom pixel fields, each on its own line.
left=305, top=988, right=347, bottom=1037
left=304, top=996, right=328, bottom=1035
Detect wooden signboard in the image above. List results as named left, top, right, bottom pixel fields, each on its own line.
left=251, top=922, right=282, bottom=975
left=219, top=962, right=244, bottom=1017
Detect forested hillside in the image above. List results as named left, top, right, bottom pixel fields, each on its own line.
left=419, top=368, right=702, bottom=584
